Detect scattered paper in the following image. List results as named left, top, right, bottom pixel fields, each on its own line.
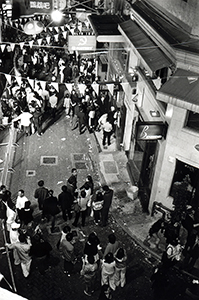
left=57, top=181, right=63, bottom=185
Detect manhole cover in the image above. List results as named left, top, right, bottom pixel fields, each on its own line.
left=75, top=162, right=87, bottom=169
left=40, top=156, right=58, bottom=165
left=73, top=154, right=85, bottom=161
left=26, top=170, right=36, bottom=177
left=103, top=161, right=118, bottom=174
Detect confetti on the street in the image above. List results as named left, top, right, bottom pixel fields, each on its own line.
left=57, top=181, right=63, bottom=185
left=61, top=138, right=66, bottom=141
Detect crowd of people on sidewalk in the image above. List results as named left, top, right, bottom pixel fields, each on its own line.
left=0, top=168, right=129, bottom=298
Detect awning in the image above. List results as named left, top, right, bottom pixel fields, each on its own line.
left=88, top=14, right=124, bottom=43
left=156, top=69, right=199, bottom=112
left=118, top=19, right=172, bottom=75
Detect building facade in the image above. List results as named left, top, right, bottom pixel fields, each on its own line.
left=90, top=0, right=199, bottom=214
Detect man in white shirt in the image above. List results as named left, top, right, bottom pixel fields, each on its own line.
left=12, top=111, right=33, bottom=136
left=101, top=118, right=113, bottom=148
left=16, top=190, right=29, bottom=221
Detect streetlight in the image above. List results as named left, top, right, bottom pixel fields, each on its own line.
left=51, top=10, right=63, bottom=23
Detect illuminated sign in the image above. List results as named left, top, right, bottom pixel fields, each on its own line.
left=68, top=35, right=96, bottom=52
left=136, top=122, right=167, bottom=140
left=29, top=1, right=51, bottom=10
left=12, top=0, right=66, bottom=17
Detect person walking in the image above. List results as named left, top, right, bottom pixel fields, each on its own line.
left=58, top=185, right=74, bottom=222
left=6, top=233, right=32, bottom=278
left=34, top=180, right=48, bottom=220
left=80, top=255, right=98, bottom=297
left=59, top=232, right=76, bottom=276
left=114, top=247, right=127, bottom=288
left=101, top=185, right=113, bottom=227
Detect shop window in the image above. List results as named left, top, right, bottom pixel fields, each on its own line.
left=185, top=111, right=199, bottom=132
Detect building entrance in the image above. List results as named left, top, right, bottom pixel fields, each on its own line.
left=170, top=159, right=199, bottom=210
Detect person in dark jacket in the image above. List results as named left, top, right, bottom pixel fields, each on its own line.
left=20, top=201, right=33, bottom=226
left=101, top=185, right=113, bottom=227
left=43, top=190, right=59, bottom=233
left=30, top=233, right=52, bottom=274
left=67, top=168, right=77, bottom=196
left=58, top=185, right=74, bottom=221
left=84, top=232, right=101, bottom=263
left=34, top=180, right=48, bottom=219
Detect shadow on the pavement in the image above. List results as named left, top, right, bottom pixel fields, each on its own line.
left=126, top=263, right=145, bottom=283
left=42, top=110, right=65, bottom=134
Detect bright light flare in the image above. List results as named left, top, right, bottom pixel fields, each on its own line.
left=51, top=10, right=63, bottom=23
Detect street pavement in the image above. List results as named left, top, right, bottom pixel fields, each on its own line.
left=0, top=109, right=198, bottom=299
left=0, top=111, right=156, bottom=300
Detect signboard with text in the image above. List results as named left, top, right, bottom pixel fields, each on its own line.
left=12, top=0, right=66, bottom=18
left=68, top=35, right=96, bottom=52
left=136, top=122, right=167, bottom=141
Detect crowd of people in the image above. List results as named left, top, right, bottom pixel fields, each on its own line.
left=145, top=205, right=199, bottom=298
left=1, top=13, right=118, bottom=147
left=0, top=167, right=128, bottom=298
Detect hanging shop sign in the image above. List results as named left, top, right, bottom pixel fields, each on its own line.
left=136, top=122, right=167, bottom=141
left=68, top=35, right=96, bottom=52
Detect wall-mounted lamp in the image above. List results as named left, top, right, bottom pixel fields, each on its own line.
left=150, top=110, right=160, bottom=117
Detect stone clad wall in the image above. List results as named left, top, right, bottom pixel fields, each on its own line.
left=147, top=0, right=199, bottom=36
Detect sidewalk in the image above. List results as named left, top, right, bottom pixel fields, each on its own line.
left=92, top=129, right=199, bottom=278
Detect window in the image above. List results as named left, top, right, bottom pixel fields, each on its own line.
left=185, top=111, right=199, bottom=131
